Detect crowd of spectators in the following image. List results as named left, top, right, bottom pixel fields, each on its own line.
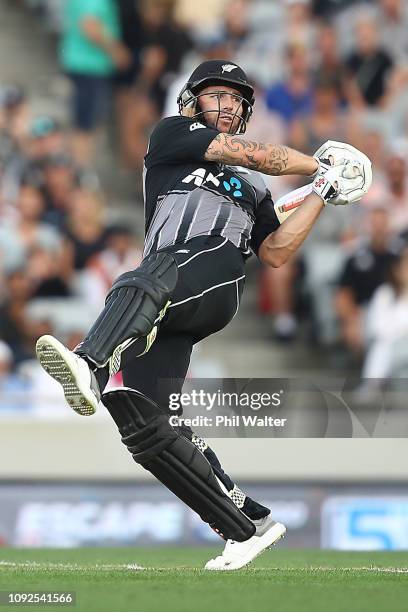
left=2, top=0, right=408, bottom=413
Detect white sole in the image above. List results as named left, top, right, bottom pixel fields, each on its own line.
left=35, top=335, right=98, bottom=416
left=205, top=522, right=287, bottom=571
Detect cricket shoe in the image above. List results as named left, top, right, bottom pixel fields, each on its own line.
left=204, top=516, right=286, bottom=571
left=36, top=335, right=101, bottom=416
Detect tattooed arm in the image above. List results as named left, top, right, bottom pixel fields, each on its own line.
left=204, top=133, right=318, bottom=176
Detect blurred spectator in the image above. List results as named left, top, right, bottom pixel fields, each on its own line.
left=361, top=245, right=408, bottom=380
left=0, top=84, right=29, bottom=151
left=114, top=0, right=143, bottom=166
left=26, top=245, right=72, bottom=298
left=264, top=42, right=313, bottom=125
left=119, top=0, right=192, bottom=168
left=335, top=207, right=401, bottom=354
left=60, top=0, right=131, bottom=166
left=377, top=0, right=408, bottom=66
left=78, top=224, right=143, bottom=310
left=313, top=22, right=347, bottom=101
left=0, top=269, right=34, bottom=363
left=215, top=0, right=282, bottom=88
left=217, top=0, right=250, bottom=56
left=29, top=116, right=66, bottom=160
left=1, top=113, right=67, bottom=212
left=351, top=112, right=389, bottom=182
left=41, top=153, right=79, bottom=229
left=0, top=84, right=29, bottom=170
left=0, top=184, right=61, bottom=270
left=345, top=12, right=394, bottom=108
left=63, top=189, right=107, bottom=271
left=174, top=0, right=227, bottom=30
left=290, top=74, right=351, bottom=154
left=362, top=143, right=408, bottom=234
left=22, top=115, right=69, bottom=187
left=0, top=85, right=31, bottom=210
left=0, top=340, right=29, bottom=412
left=0, top=341, right=14, bottom=377
left=245, top=76, right=295, bottom=200
left=116, top=0, right=143, bottom=84
left=284, top=0, right=315, bottom=49
left=382, top=147, right=408, bottom=233
left=312, top=0, right=357, bottom=19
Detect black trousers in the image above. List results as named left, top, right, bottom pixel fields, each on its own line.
left=100, top=235, right=269, bottom=521
left=122, top=235, right=246, bottom=408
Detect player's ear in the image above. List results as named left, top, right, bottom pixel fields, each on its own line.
left=181, top=106, right=196, bottom=118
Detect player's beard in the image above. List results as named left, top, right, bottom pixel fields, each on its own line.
left=202, top=109, right=243, bottom=134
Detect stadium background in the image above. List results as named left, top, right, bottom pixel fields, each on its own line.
left=0, top=0, right=408, bottom=552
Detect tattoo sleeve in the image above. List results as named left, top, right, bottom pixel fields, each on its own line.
left=204, top=133, right=317, bottom=176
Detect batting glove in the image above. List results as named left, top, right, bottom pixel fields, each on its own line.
left=313, top=140, right=372, bottom=205
left=312, top=161, right=367, bottom=205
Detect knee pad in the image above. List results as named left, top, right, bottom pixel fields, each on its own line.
left=77, top=252, right=178, bottom=369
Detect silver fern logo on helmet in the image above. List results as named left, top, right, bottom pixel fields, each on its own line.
left=221, top=64, right=237, bottom=73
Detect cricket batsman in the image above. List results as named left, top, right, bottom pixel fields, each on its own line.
left=35, top=60, right=372, bottom=569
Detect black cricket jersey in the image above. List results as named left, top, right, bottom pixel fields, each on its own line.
left=143, top=115, right=280, bottom=258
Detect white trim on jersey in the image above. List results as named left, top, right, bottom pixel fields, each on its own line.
left=168, top=274, right=246, bottom=309
left=177, top=237, right=229, bottom=269
left=184, top=199, right=202, bottom=243
left=232, top=278, right=241, bottom=320
left=171, top=196, right=191, bottom=247
left=220, top=207, right=233, bottom=237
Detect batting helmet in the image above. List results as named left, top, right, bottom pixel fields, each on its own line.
left=177, top=60, right=255, bottom=134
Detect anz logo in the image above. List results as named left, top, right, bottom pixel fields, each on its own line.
left=182, top=168, right=243, bottom=197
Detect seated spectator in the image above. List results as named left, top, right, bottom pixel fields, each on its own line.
left=362, top=245, right=408, bottom=380
left=0, top=184, right=61, bottom=269
left=1, top=113, right=67, bottom=212
left=284, top=0, right=315, bottom=49
left=216, top=0, right=250, bottom=57
left=312, top=0, right=356, bottom=19
left=0, top=268, right=34, bottom=363
left=63, top=189, right=107, bottom=271
left=377, top=0, right=408, bottom=66
left=0, top=84, right=29, bottom=154
left=26, top=245, right=72, bottom=299
left=264, top=42, right=313, bottom=125
left=345, top=12, right=394, bottom=108
left=0, top=84, right=28, bottom=171
left=245, top=75, right=294, bottom=200
left=290, top=75, right=351, bottom=155
left=0, top=340, right=30, bottom=413
left=0, top=340, right=14, bottom=379
left=29, top=116, right=67, bottom=160
left=313, top=22, right=348, bottom=103
left=78, top=224, right=143, bottom=310
left=41, top=153, right=79, bottom=229
left=335, top=207, right=402, bottom=354
left=362, top=143, right=408, bottom=234
left=0, top=84, right=32, bottom=212
left=351, top=111, right=389, bottom=181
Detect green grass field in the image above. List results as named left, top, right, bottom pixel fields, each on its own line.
left=1, top=548, right=407, bottom=612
